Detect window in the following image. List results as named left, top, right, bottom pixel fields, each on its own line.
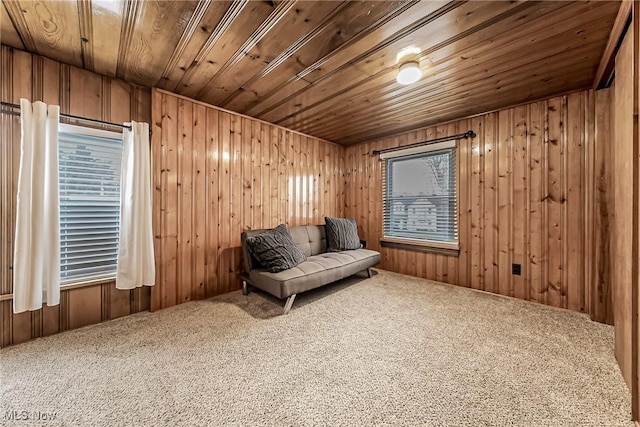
left=58, top=124, right=123, bottom=284
left=382, top=140, right=458, bottom=251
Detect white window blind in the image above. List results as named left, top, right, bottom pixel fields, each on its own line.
left=382, top=144, right=458, bottom=247
left=58, top=125, right=123, bottom=284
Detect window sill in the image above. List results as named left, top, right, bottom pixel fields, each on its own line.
left=60, top=277, right=117, bottom=291
left=380, top=237, right=460, bottom=257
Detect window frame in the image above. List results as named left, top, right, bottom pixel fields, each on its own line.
left=380, top=140, right=459, bottom=255
left=58, top=123, right=123, bottom=286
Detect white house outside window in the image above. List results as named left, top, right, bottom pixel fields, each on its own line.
left=382, top=140, right=458, bottom=252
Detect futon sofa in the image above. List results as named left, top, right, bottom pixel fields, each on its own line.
left=239, top=225, right=380, bottom=314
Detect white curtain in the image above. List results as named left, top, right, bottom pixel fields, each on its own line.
left=116, top=121, right=155, bottom=289
left=13, top=99, right=61, bottom=313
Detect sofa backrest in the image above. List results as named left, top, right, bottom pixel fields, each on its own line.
left=241, top=225, right=327, bottom=272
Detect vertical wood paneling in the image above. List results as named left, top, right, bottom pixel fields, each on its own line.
left=566, top=92, right=585, bottom=312
left=0, top=46, right=151, bottom=348
left=163, top=93, right=179, bottom=308
left=483, top=115, right=497, bottom=295
left=446, top=122, right=459, bottom=287
left=497, top=109, right=512, bottom=297
left=613, top=26, right=634, bottom=391
left=590, top=88, right=615, bottom=324
left=218, top=111, right=231, bottom=295
left=546, top=96, right=564, bottom=308
left=206, top=108, right=220, bottom=297
left=151, top=86, right=163, bottom=312
left=193, top=104, right=207, bottom=300
left=179, top=99, right=194, bottom=304
left=68, top=287, right=102, bottom=330
left=633, top=6, right=640, bottom=419
left=529, top=101, right=545, bottom=304
left=279, top=128, right=288, bottom=226
left=470, top=116, right=483, bottom=290
left=512, top=105, right=528, bottom=301
left=150, top=89, right=345, bottom=311
left=458, top=120, right=470, bottom=289
left=344, top=90, right=608, bottom=316
left=270, top=126, right=279, bottom=227
left=582, top=89, right=594, bottom=319
left=230, top=113, right=243, bottom=293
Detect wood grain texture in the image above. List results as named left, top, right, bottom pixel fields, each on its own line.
left=592, top=88, right=614, bottom=325
left=613, top=26, right=634, bottom=391
left=77, top=0, right=94, bottom=71
left=634, top=4, right=640, bottom=420
left=343, top=90, right=609, bottom=317
left=255, top=1, right=523, bottom=122
left=594, top=1, right=632, bottom=89
left=1, top=2, right=24, bottom=50
left=3, top=0, right=43, bottom=52
left=122, top=1, right=198, bottom=86
left=90, top=0, right=123, bottom=77
left=5, top=0, right=83, bottom=67
left=150, top=89, right=345, bottom=311
left=251, top=1, right=617, bottom=144
left=176, top=0, right=275, bottom=99
left=0, top=46, right=151, bottom=348
left=0, top=0, right=620, bottom=145
left=195, top=0, right=342, bottom=104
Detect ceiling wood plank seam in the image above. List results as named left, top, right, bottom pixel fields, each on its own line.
left=277, top=3, right=556, bottom=130
left=282, top=1, right=575, bottom=131
left=236, top=0, right=420, bottom=115
left=175, top=0, right=249, bottom=91
left=159, top=0, right=212, bottom=85
left=0, top=0, right=621, bottom=145
left=274, top=1, right=544, bottom=127
left=77, top=0, right=94, bottom=71
left=253, top=0, right=466, bottom=118
left=116, top=0, right=143, bottom=79
left=3, top=1, right=38, bottom=52
left=219, top=0, right=353, bottom=107
left=195, top=0, right=299, bottom=100
left=593, top=1, right=632, bottom=89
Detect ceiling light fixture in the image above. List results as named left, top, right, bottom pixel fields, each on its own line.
left=396, top=47, right=422, bottom=85
left=397, top=61, right=421, bottom=85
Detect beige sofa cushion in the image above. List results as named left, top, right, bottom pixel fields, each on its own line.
left=248, top=249, right=380, bottom=298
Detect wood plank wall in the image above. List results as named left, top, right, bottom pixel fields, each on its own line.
left=0, top=46, right=151, bottom=348
left=0, top=47, right=618, bottom=345
left=634, top=4, right=640, bottom=419
left=608, top=5, right=640, bottom=417
left=613, top=27, right=633, bottom=389
left=593, top=88, right=615, bottom=326
left=343, top=89, right=614, bottom=320
left=150, top=89, right=345, bottom=311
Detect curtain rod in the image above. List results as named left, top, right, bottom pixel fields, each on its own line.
left=372, top=130, right=476, bottom=155
left=0, top=101, right=152, bottom=135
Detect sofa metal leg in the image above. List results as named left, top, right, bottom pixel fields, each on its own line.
left=367, top=268, right=373, bottom=278
left=283, top=294, right=297, bottom=315
left=242, top=281, right=249, bottom=296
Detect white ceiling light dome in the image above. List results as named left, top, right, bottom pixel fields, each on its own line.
left=396, top=47, right=422, bottom=85
left=397, top=61, right=421, bottom=85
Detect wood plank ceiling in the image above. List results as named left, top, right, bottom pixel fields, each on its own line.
left=0, top=0, right=620, bottom=145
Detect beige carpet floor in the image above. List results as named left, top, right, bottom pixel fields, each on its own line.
left=0, top=270, right=631, bottom=426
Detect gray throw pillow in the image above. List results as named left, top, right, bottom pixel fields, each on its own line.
left=325, top=217, right=361, bottom=251
left=245, top=224, right=306, bottom=273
